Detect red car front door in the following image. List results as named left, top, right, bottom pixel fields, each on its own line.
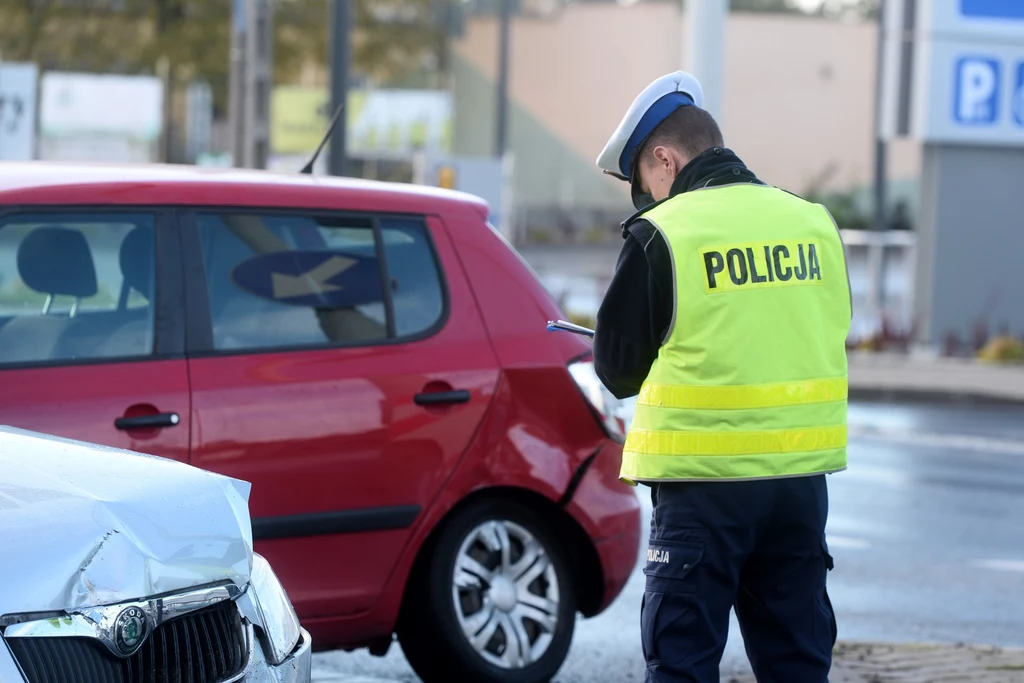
left=181, top=209, right=499, bottom=623
left=0, top=209, right=190, bottom=461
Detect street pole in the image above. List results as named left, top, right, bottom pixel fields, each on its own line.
left=685, top=0, right=726, bottom=122
left=0, top=53, right=5, bottom=161
left=0, top=53, right=4, bottom=160
left=328, top=0, right=351, bottom=177
left=228, top=0, right=273, bottom=169
left=872, top=1, right=888, bottom=232
left=157, top=56, right=172, bottom=163
left=228, top=0, right=246, bottom=167
left=872, top=1, right=889, bottom=329
left=495, top=0, right=511, bottom=158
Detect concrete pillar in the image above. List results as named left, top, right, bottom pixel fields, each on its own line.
left=878, top=0, right=1024, bottom=351
left=915, top=144, right=1024, bottom=348
left=685, top=0, right=726, bottom=121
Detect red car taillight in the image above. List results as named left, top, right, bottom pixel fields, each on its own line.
left=568, top=357, right=627, bottom=443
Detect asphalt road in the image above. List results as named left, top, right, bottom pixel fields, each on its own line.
left=312, top=400, right=1024, bottom=682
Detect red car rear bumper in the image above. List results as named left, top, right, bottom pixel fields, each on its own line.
left=565, top=441, right=642, bottom=614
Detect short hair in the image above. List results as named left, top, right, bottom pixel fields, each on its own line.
left=638, top=106, right=725, bottom=166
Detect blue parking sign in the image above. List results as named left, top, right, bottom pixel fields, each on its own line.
left=961, top=0, right=1024, bottom=20
left=1015, top=62, right=1024, bottom=127
left=954, top=57, right=1001, bottom=125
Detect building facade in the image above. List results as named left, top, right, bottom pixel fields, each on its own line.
left=450, top=6, right=922, bottom=240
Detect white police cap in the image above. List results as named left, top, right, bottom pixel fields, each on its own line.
left=596, top=71, right=704, bottom=183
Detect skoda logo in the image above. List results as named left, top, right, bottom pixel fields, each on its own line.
left=113, top=607, right=147, bottom=656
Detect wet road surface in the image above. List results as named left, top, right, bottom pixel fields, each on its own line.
left=312, top=400, right=1024, bottom=682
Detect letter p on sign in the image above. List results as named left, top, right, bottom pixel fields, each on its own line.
left=955, top=57, right=1001, bottom=125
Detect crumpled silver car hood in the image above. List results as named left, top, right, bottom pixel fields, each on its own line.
left=0, top=427, right=253, bottom=617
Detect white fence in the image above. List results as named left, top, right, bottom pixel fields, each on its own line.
left=520, top=229, right=918, bottom=341
left=839, top=229, right=915, bottom=341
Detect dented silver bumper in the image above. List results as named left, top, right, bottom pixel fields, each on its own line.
left=246, top=627, right=313, bottom=683
left=0, top=600, right=312, bottom=683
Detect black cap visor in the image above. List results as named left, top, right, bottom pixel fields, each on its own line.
left=603, top=146, right=655, bottom=211
left=629, top=154, right=655, bottom=211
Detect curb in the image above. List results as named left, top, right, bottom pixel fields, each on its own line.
left=848, top=386, right=1024, bottom=406
left=832, top=639, right=1024, bottom=653
left=848, top=353, right=1024, bottom=406
left=724, top=641, right=1024, bottom=683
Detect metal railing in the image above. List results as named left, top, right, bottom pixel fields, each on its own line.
left=839, top=229, right=916, bottom=340
left=517, top=229, right=919, bottom=342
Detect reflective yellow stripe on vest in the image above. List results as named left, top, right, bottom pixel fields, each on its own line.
left=637, top=377, right=848, bottom=411
left=625, top=425, right=847, bottom=456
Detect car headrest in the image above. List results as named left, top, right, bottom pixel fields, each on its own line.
left=119, top=227, right=154, bottom=298
left=17, top=227, right=98, bottom=299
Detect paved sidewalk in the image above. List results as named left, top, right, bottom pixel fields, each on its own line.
left=725, top=642, right=1024, bottom=683
left=848, top=351, right=1024, bottom=404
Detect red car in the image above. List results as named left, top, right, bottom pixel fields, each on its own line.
left=0, top=162, right=641, bottom=683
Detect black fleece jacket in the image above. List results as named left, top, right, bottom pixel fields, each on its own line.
left=593, top=146, right=766, bottom=399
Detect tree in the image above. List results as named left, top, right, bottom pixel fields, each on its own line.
left=0, top=0, right=452, bottom=115
left=0, top=0, right=878, bottom=119
left=729, top=0, right=805, bottom=12
left=728, top=0, right=879, bottom=17
left=0, top=0, right=232, bottom=110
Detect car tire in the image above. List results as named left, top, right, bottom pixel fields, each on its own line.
left=398, top=498, right=577, bottom=683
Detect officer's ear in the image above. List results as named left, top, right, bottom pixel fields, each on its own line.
left=650, top=145, right=671, bottom=169
left=652, top=145, right=688, bottom=178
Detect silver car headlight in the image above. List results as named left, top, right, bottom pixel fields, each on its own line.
left=248, top=552, right=302, bottom=665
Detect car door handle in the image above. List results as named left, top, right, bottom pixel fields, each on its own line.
left=115, top=413, right=181, bottom=430
left=414, top=390, right=471, bottom=406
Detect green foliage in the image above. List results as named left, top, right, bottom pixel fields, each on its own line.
left=0, top=278, right=118, bottom=311
left=978, top=336, right=1024, bottom=364
left=728, top=0, right=806, bottom=12
left=0, top=0, right=878, bottom=119
left=566, top=311, right=595, bottom=330
left=728, top=0, right=880, bottom=17
left=803, top=189, right=873, bottom=231
left=0, top=279, right=47, bottom=308
left=0, top=0, right=452, bottom=114
left=355, top=0, right=452, bottom=87
left=0, top=0, right=232, bottom=109
left=529, top=227, right=555, bottom=244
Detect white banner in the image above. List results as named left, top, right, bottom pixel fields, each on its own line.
left=0, top=63, right=39, bottom=161
left=40, top=72, right=163, bottom=141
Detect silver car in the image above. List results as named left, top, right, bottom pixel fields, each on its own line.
left=0, top=427, right=312, bottom=682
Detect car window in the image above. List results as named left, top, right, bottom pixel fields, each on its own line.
left=196, top=212, right=445, bottom=351
left=0, top=213, right=157, bottom=365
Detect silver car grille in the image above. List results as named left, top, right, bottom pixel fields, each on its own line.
left=5, top=599, right=251, bottom=683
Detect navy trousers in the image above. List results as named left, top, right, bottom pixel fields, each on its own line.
left=642, top=475, right=837, bottom=683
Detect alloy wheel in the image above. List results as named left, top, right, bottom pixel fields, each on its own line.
left=451, top=519, right=561, bottom=670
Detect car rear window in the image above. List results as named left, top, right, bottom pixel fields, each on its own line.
left=0, top=212, right=157, bottom=366
left=195, top=212, right=445, bottom=352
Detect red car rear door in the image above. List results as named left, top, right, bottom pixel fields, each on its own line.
left=0, top=208, right=190, bottom=461
left=180, top=208, right=500, bottom=621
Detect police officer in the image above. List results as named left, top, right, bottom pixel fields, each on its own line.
left=593, top=71, right=851, bottom=683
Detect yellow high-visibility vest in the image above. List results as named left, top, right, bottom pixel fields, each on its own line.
left=621, top=183, right=852, bottom=484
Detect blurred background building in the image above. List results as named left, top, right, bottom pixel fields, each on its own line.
left=2, top=0, right=1022, bottom=359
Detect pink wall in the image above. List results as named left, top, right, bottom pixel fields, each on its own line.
left=454, top=6, right=920, bottom=197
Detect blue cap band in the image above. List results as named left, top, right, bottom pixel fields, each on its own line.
left=618, top=91, right=695, bottom=179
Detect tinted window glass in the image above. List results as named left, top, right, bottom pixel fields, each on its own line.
left=0, top=213, right=157, bottom=365
left=197, top=213, right=444, bottom=351
left=380, top=217, right=445, bottom=338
